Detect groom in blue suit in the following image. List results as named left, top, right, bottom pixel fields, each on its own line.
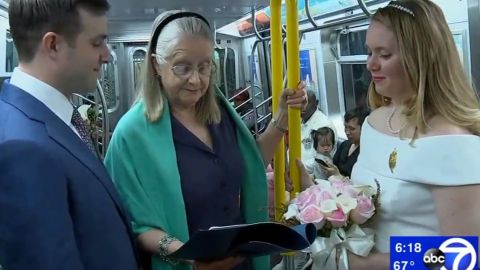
left=0, top=1, right=138, bottom=270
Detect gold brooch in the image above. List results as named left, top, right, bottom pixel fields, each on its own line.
left=389, top=148, right=397, bottom=173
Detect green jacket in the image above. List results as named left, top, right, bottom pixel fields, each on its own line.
left=104, top=93, right=269, bottom=270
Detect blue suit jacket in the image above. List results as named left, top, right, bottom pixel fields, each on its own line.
left=0, top=81, right=139, bottom=270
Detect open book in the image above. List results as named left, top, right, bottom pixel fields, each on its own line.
left=169, top=222, right=316, bottom=261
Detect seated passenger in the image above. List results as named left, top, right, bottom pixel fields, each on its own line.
left=300, top=90, right=337, bottom=172
left=321, top=107, right=369, bottom=178
left=310, top=126, right=336, bottom=180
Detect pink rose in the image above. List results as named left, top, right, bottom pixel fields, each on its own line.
left=317, top=189, right=335, bottom=202
left=341, top=185, right=358, bottom=198
left=326, top=208, right=347, bottom=227
left=329, top=178, right=357, bottom=197
left=310, top=185, right=334, bottom=201
left=350, top=195, right=375, bottom=224
left=329, top=178, right=344, bottom=190
left=296, top=204, right=325, bottom=227
left=295, top=189, right=319, bottom=210
left=328, top=175, right=348, bottom=183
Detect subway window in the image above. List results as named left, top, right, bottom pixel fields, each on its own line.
left=100, top=51, right=118, bottom=112
left=132, top=49, right=146, bottom=91
left=339, top=29, right=368, bottom=56
left=341, top=64, right=371, bottom=111
left=338, top=28, right=370, bottom=112
left=214, top=48, right=237, bottom=98
left=5, top=29, right=18, bottom=73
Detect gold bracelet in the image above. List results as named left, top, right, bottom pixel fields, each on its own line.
left=271, top=117, right=288, bottom=133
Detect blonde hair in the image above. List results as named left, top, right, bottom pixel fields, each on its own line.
left=367, top=0, right=480, bottom=135
left=136, top=10, right=220, bottom=124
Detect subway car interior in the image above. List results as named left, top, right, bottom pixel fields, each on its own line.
left=0, top=0, right=478, bottom=157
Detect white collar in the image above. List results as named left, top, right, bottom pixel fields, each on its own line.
left=10, top=67, right=73, bottom=126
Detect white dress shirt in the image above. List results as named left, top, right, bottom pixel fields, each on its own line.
left=10, top=67, right=80, bottom=137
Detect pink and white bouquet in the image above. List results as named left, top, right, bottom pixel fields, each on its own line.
left=283, top=175, right=380, bottom=270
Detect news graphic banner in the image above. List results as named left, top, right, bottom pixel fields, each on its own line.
left=390, top=236, right=478, bottom=270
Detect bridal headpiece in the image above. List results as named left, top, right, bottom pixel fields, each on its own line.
left=386, top=1, right=415, bottom=17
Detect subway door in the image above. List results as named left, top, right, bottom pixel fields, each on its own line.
left=215, top=38, right=264, bottom=134
left=105, top=44, right=147, bottom=134
left=0, top=4, right=16, bottom=85
left=127, top=46, right=148, bottom=107
left=298, top=31, right=326, bottom=113
left=214, top=37, right=241, bottom=99
left=243, top=38, right=270, bottom=134
left=105, top=42, right=129, bottom=132
left=99, top=44, right=120, bottom=135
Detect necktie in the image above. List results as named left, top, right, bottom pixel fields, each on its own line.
left=71, top=108, right=96, bottom=155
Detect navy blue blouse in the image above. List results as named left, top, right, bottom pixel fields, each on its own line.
left=171, top=105, right=253, bottom=269
left=171, top=105, right=246, bottom=234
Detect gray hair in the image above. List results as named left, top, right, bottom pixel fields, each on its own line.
left=138, top=11, right=220, bottom=124
left=153, top=10, right=214, bottom=62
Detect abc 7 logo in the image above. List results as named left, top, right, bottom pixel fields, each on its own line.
left=423, top=238, right=477, bottom=270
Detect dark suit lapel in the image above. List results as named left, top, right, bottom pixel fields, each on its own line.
left=45, top=119, right=135, bottom=230
left=0, top=81, right=131, bottom=226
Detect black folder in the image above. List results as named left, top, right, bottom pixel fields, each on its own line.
left=169, top=222, right=316, bottom=261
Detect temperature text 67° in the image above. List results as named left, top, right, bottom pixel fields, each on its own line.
left=392, top=260, right=415, bottom=270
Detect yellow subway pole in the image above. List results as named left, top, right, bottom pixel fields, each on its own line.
left=286, top=0, right=301, bottom=196
left=270, top=0, right=286, bottom=222
left=271, top=1, right=300, bottom=267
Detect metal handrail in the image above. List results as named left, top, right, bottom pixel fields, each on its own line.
left=240, top=109, right=254, bottom=119
left=223, top=48, right=229, bottom=98
left=228, top=85, right=264, bottom=112
left=257, top=112, right=272, bottom=124
left=72, top=93, right=95, bottom=104
left=104, top=48, right=120, bottom=114
left=234, top=0, right=374, bottom=42
left=71, top=81, right=109, bottom=159
left=252, top=6, right=267, bottom=41
left=235, top=97, right=272, bottom=134
left=298, top=12, right=368, bottom=36
left=213, top=21, right=223, bottom=49
left=234, top=98, right=253, bottom=111
left=251, top=84, right=264, bottom=134
left=96, top=80, right=110, bottom=156
left=305, top=0, right=319, bottom=29
left=233, top=12, right=369, bottom=48
left=228, top=85, right=251, bottom=102
left=255, top=95, right=272, bottom=109
left=357, top=0, right=374, bottom=17
left=250, top=41, right=261, bottom=134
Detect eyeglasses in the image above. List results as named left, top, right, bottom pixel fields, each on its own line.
left=169, top=63, right=216, bottom=78
left=153, top=54, right=216, bottom=78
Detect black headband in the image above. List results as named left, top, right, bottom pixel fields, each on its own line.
left=151, top=11, right=210, bottom=54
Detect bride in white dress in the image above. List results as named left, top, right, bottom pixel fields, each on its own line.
left=347, top=0, right=480, bottom=269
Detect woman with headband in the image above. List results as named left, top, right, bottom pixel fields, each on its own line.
left=104, top=10, right=307, bottom=270
left=347, top=0, right=480, bottom=268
